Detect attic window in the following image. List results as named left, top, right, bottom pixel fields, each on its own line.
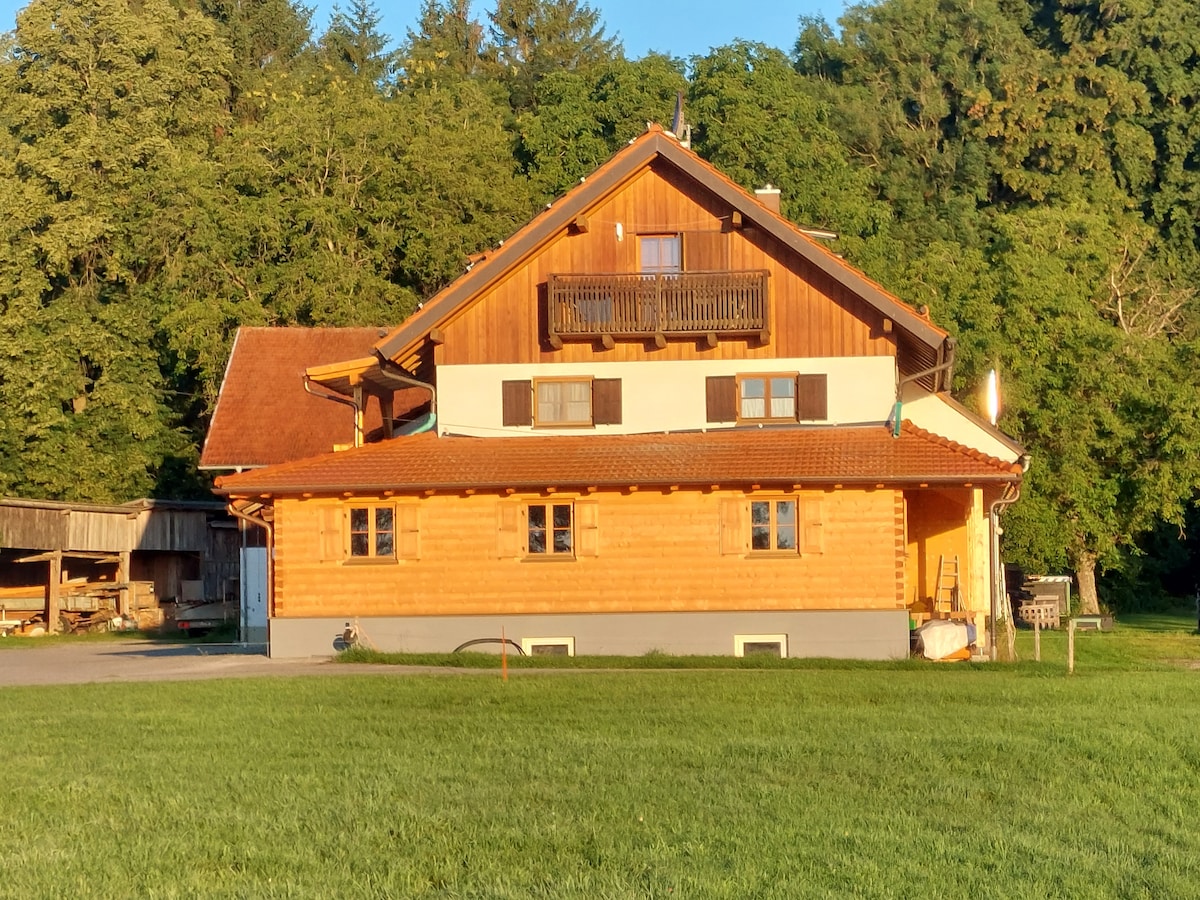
left=640, top=235, right=681, bottom=274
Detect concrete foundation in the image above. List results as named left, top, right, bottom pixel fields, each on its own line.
left=268, top=609, right=910, bottom=660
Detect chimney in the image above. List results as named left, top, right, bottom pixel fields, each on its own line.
left=755, top=184, right=781, bottom=214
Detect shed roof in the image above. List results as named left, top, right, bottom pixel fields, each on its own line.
left=200, top=327, right=428, bottom=470
left=215, top=422, right=1021, bottom=497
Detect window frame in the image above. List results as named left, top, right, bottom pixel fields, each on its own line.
left=736, top=373, right=798, bottom=424
left=532, top=376, right=594, bottom=428
left=749, top=497, right=799, bottom=554
left=525, top=501, right=575, bottom=558
left=347, top=504, right=397, bottom=561
left=520, top=636, right=576, bottom=657
left=734, top=634, right=789, bottom=658
left=638, top=233, right=682, bottom=274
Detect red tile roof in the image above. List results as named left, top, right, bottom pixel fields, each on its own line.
left=214, top=422, right=1021, bottom=496
left=200, top=327, right=429, bottom=470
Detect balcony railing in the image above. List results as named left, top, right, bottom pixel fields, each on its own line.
left=547, top=271, right=769, bottom=345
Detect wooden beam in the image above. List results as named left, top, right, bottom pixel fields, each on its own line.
left=428, top=327, right=445, bottom=345
left=731, top=211, right=743, bottom=229
left=548, top=333, right=563, bottom=350
left=704, top=331, right=718, bottom=349
left=882, top=318, right=893, bottom=334
left=117, top=550, right=131, bottom=619
left=653, top=333, right=667, bottom=350
left=758, top=328, right=770, bottom=346
left=572, top=215, right=589, bottom=233
left=45, top=551, right=61, bottom=634
left=600, top=333, right=615, bottom=351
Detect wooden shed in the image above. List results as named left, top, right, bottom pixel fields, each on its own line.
left=0, top=498, right=238, bottom=633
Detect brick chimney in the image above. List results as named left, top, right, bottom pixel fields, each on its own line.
left=755, top=184, right=781, bottom=214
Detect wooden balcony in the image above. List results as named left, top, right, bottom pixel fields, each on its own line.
left=547, top=271, right=769, bottom=348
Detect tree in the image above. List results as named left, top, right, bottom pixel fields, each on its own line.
left=0, top=0, right=234, bottom=500
left=319, top=0, right=393, bottom=84
left=689, top=42, right=891, bottom=250
left=485, top=0, right=621, bottom=109
left=514, top=54, right=686, bottom=201
left=402, top=0, right=488, bottom=82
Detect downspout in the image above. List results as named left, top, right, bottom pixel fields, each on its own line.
left=988, top=454, right=1030, bottom=660
left=377, top=355, right=439, bottom=435
left=892, top=337, right=957, bottom=437
left=304, top=377, right=363, bottom=447
left=227, top=502, right=273, bottom=647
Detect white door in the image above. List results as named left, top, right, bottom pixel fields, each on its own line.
left=240, top=547, right=269, bottom=643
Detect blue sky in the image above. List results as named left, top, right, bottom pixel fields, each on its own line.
left=1, top=0, right=848, bottom=60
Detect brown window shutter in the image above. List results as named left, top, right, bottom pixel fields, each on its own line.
left=502, top=380, right=532, bottom=426
left=706, top=375, right=737, bottom=423
left=496, top=500, right=523, bottom=558
left=682, top=231, right=728, bottom=271
left=575, top=499, right=599, bottom=557
left=719, top=497, right=746, bottom=555
left=796, top=374, right=828, bottom=421
left=801, top=496, right=825, bottom=555
left=592, top=379, right=622, bottom=425
left=397, top=502, right=420, bottom=560
left=318, top=505, right=344, bottom=561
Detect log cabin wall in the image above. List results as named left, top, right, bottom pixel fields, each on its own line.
left=271, top=487, right=904, bottom=620
left=434, top=163, right=897, bottom=366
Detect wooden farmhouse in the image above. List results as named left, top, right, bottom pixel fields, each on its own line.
left=214, top=125, right=1026, bottom=659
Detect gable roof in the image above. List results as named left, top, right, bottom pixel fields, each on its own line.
left=374, top=125, right=950, bottom=374
left=214, top=422, right=1020, bottom=497
left=200, top=327, right=427, bottom=470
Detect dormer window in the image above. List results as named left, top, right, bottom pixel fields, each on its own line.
left=640, top=234, right=681, bottom=274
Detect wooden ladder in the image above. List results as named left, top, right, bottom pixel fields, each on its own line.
left=934, top=554, right=961, bottom=614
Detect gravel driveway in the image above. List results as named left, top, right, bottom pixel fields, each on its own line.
left=0, top=640, right=442, bottom=687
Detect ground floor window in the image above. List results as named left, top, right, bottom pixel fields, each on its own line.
left=750, top=499, right=797, bottom=552
left=349, top=506, right=395, bottom=558
left=527, top=502, right=573, bottom=556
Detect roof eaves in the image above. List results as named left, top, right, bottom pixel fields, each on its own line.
left=215, top=471, right=1020, bottom=498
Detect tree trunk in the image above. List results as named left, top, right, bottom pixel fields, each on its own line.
left=1072, top=548, right=1101, bottom=615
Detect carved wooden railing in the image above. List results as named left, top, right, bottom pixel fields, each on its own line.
left=547, top=271, right=769, bottom=346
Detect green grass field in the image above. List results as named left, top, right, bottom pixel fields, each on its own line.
left=2, top=616, right=1199, bottom=897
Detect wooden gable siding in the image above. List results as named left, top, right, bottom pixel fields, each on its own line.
left=271, top=488, right=904, bottom=620
left=432, top=163, right=896, bottom=367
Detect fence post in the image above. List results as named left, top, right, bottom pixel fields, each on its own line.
left=1033, top=617, right=1041, bottom=662
left=1067, top=618, right=1076, bottom=675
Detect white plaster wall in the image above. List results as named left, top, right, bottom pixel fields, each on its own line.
left=436, top=357, right=898, bottom=437
left=901, top=386, right=1021, bottom=462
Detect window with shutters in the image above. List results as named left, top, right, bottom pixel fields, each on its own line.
left=722, top=495, right=824, bottom=557
left=348, top=505, right=395, bottom=559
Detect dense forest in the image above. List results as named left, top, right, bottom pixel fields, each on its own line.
left=2, top=0, right=1198, bottom=609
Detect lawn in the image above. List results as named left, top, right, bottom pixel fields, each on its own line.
left=1, top=616, right=1199, bottom=897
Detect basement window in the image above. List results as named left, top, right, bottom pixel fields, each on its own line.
left=734, top=634, right=788, bottom=658
left=521, top=636, right=576, bottom=657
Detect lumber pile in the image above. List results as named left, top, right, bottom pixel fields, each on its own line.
left=0, top=579, right=160, bottom=635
